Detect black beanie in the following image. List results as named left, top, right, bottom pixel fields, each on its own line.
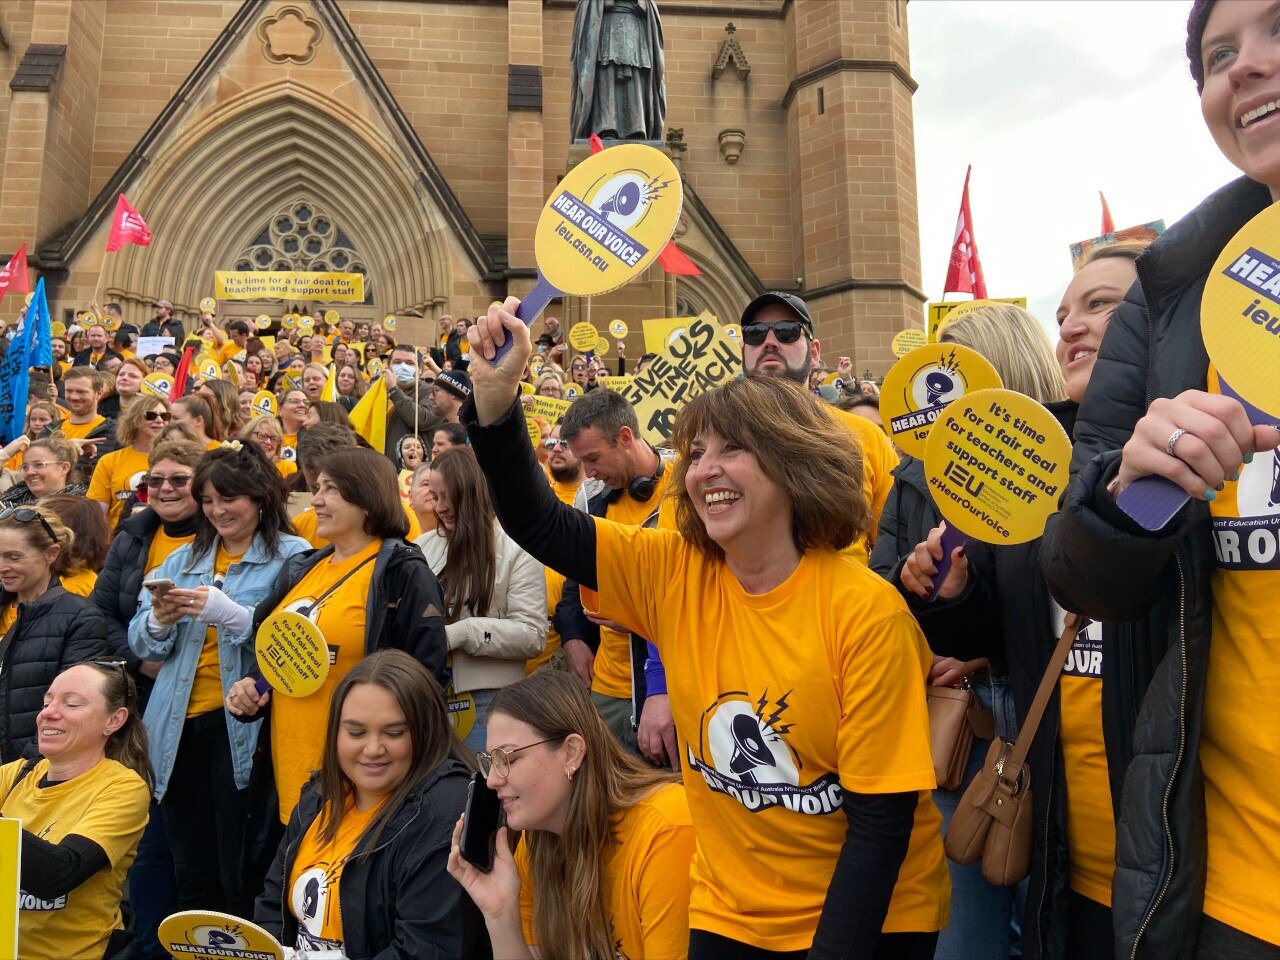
left=1186, top=0, right=1217, bottom=93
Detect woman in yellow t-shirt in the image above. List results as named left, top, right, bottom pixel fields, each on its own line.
left=448, top=671, right=694, bottom=960
left=254, top=650, right=485, bottom=956
left=278, top=388, right=309, bottom=463
left=463, top=305, right=949, bottom=959
left=238, top=416, right=297, bottom=480
left=41, top=494, right=110, bottom=597
left=225, top=449, right=449, bottom=830
left=0, top=661, right=152, bottom=960
left=0, top=436, right=84, bottom=509
left=88, top=396, right=171, bottom=530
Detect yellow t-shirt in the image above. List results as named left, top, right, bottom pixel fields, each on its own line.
left=832, top=406, right=899, bottom=565
left=276, top=459, right=298, bottom=479
left=217, top=341, right=241, bottom=366
left=186, top=545, right=244, bottom=718
left=526, top=475, right=584, bottom=675
left=583, top=521, right=948, bottom=949
left=61, top=416, right=105, bottom=443
left=1058, top=618, right=1114, bottom=907
left=1200, top=368, right=1280, bottom=945
left=145, top=527, right=195, bottom=579
left=4, top=450, right=23, bottom=473
left=59, top=568, right=97, bottom=598
left=281, top=434, right=298, bottom=463
left=272, top=540, right=381, bottom=822
left=87, top=446, right=150, bottom=529
left=0, top=757, right=150, bottom=960
left=517, top=783, right=695, bottom=958
left=293, top=505, right=420, bottom=551
left=591, top=469, right=677, bottom=701
left=287, top=795, right=383, bottom=951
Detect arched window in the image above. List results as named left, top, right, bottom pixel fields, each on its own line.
left=233, top=202, right=374, bottom=304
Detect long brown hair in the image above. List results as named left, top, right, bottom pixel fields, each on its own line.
left=79, top=660, right=154, bottom=793
left=490, top=672, right=679, bottom=960
left=315, top=650, right=473, bottom=849
left=430, top=447, right=496, bottom=619
left=41, top=494, right=109, bottom=574
left=670, top=376, right=870, bottom=558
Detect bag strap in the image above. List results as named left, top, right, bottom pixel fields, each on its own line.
left=1003, top=612, right=1082, bottom=779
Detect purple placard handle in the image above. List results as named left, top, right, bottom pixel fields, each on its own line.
left=926, top=523, right=971, bottom=602
left=254, top=677, right=270, bottom=698
left=491, top=274, right=560, bottom=363
left=1117, top=375, right=1277, bottom=532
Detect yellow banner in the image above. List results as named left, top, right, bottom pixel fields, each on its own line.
left=926, top=297, right=1026, bottom=342
left=525, top=395, right=572, bottom=422
left=214, top=271, right=366, bottom=302
left=621, top=315, right=741, bottom=443
left=598, top=375, right=635, bottom=392
left=642, top=311, right=718, bottom=355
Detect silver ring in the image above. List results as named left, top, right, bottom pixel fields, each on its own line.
left=1165, top=428, right=1187, bottom=458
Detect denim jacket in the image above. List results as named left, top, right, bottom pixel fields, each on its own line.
left=128, top=533, right=311, bottom=801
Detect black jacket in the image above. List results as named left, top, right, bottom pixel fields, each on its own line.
left=254, top=762, right=490, bottom=959
left=0, top=584, right=107, bottom=762
left=91, top=507, right=199, bottom=703
left=139, top=319, right=186, bottom=341
left=1040, top=176, right=1274, bottom=959
left=238, top=538, right=449, bottom=882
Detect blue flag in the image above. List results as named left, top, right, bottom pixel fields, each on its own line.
left=0, top=277, right=51, bottom=443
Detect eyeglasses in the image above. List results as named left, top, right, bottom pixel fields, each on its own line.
left=741, top=321, right=808, bottom=347
left=543, top=438, right=570, bottom=450
left=144, top=473, right=192, bottom=490
left=21, top=460, right=62, bottom=472
left=475, top=737, right=564, bottom=778
left=0, top=507, right=58, bottom=545
left=143, top=411, right=172, bottom=423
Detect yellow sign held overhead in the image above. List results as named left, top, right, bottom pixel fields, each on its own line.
left=199, top=297, right=217, bottom=313
left=250, top=390, right=277, bottom=417
left=880, top=343, right=1002, bottom=459
left=926, top=297, right=1027, bottom=342
left=569, top=321, right=600, bottom=352
left=214, top=271, right=365, bottom=302
left=891, top=328, right=927, bottom=358
left=254, top=314, right=271, bottom=330
left=609, top=319, right=629, bottom=339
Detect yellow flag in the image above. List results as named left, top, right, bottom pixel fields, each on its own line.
left=348, top=375, right=387, bottom=453
left=321, top=363, right=337, bottom=402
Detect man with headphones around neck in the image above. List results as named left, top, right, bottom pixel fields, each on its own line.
left=553, top=389, right=679, bottom=764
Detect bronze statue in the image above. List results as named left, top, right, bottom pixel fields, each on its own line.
left=570, top=0, right=666, bottom=142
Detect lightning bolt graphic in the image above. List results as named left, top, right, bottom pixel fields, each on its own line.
left=754, top=688, right=771, bottom=721
left=765, top=689, right=793, bottom=735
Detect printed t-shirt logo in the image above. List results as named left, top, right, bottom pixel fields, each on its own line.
left=291, top=863, right=342, bottom=952
left=1063, top=619, right=1102, bottom=679
left=686, top=690, right=842, bottom=815
left=117, top=469, right=147, bottom=502
left=1212, top=449, right=1280, bottom=571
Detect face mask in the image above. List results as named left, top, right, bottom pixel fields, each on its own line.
left=391, top=362, right=416, bottom=384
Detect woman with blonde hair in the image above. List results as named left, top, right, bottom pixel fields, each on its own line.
left=0, top=436, right=84, bottom=508
left=199, top=379, right=243, bottom=437
left=460, top=303, right=948, bottom=959
left=533, top=372, right=565, bottom=399
left=238, top=416, right=297, bottom=479
left=938, top=303, right=1067, bottom=404
left=449, top=670, right=693, bottom=959
left=88, top=396, right=172, bottom=529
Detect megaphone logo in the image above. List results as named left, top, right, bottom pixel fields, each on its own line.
left=728, top=712, right=777, bottom=785
left=924, top=370, right=955, bottom=407
left=597, top=181, right=641, bottom=220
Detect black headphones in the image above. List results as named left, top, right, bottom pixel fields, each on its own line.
left=605, top=454, right=665, bottom=504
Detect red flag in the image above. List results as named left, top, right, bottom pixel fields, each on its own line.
left=105, top=194, right=152, bottom=252
left=586, top=135, right=701, bottom=278
left=169, top=342, right=198, bottom=401
left=0, top=244, right=30, bottom=305
left=943, top=166, right=987, bottom=299
left=1100, top=191, right=1116, bottom=235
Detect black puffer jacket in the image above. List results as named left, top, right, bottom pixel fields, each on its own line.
left=254, top=761, right=490, bottom=959
left=0, top=583, right=107, bottom=762
left=1040, top=176, right=1274, bottom=959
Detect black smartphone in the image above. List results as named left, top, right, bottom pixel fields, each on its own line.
left=460, top=771, right=502, bottom=872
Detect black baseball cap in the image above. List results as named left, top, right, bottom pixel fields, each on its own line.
left=434, top=369, right=472, bottom=401
left=740, top=292, right=813, bottom=332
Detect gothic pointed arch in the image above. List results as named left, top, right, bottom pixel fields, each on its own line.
left=671, top=185, right=764, bottom=323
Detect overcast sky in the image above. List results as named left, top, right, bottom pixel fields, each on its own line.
left=908, top=0, right=1241, bottom=335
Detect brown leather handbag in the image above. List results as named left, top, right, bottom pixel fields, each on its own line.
left=927, top=680, right=995, bottom=791
left=944, top=613, right=1082, bottom=886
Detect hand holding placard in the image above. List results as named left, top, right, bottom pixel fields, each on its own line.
left=253, top=610, right=330, bottom=699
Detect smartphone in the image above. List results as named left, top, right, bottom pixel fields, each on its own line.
left=459, top=771, right=502, bottom=872
left=142, top=578, right=174, bottom=597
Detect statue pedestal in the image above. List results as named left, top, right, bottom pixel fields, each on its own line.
left=566, top=138, right=671, bottom=171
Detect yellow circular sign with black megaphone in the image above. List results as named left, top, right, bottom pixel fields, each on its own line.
left=609, top=319, right=629, bottom=339
left=255, top=314, right=271, bottom=331
left=879, top=343, right=1002, bottom=459
left=250, top=390, right=277, bottom=417
left=199, top=297, right=217, bottom=313
left=141, top=372, right=174, bottom=399
left=158, top=910, right=283, bottom=960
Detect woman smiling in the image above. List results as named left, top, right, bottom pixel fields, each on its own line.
left=88, top=397, right=171, bottom=530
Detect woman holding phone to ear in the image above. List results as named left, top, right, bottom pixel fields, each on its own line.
left=253, top=650, right=485, bottom=958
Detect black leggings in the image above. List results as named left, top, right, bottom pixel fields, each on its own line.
left=689, top=929, right=939, bottom=960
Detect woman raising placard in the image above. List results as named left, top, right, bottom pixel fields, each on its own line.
left=129, top=443, right=308, bottom=917
left=225, top=449, right=448, bottom=874
left=0, top=661, right=152, bottom=960
left=254, top=650, right=485, bottom=958
left=458, top=301, right=948, bottom=959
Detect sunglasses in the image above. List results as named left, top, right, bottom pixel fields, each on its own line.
left=143, top=411, right=172, bottom=423
left=543, top=438, right=570, bottom=450
left=145, top=473, right=192, bottom=490
left=741, top=321, right=809, bottom=347
left=0, top=507, right=58, bottom=545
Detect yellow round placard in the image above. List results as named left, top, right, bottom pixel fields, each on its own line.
left=281, top=314, right=297, bottom=331
left=324, top=309, right=339, bottom=325
left=519, top=381, right=535, bottom=395
left=141, top=372, right=174, bottom=399
left=297, top=317, right=314, bottom=334
left=569, top=322, right=599, bottom=352
left=723, top=323, right=742, bottom=344
left=195, top=355, right=220, bottom=381
left=923, top=388, right=1071, bottom=545
left=528, top=358, right=545, bottom=378
left=1200, top=202, right=1280, bottom=419
left=525, top=414, right=543, bottom=448
left=158, top=910, right=283, bottom=960
left=50, top=321, right=66, bottom=337
left=255, top=314, right=271, bottom=330
left=384, top=316, right=397, bottom=332
left=366, top=358, right=384, bottom=378
left=892, top=328, right=928, bottom=358
left=609, top=319, right=629, bottom=339
left=564, top=383, right=582, bottom=400
left=199, top=297, right=217, bottom=313
left=102, top=315, right=120, bottom=333
left=533, top=143, right=682, bottom=298
left=255, top=610, right=330, bottom=698
left=446, top=686, right=476, bottom=739
left=880, top=343, right=1003, bottom=459
left=594, top=336, right=610, bottom=356
left=250, top=390, right=277, bottom=417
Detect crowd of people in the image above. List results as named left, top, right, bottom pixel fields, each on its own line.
left=0, top=2, right=1275, bottom=958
